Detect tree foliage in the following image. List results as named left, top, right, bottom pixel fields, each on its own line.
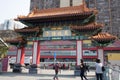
left=0, top=47, right=8, bottom=59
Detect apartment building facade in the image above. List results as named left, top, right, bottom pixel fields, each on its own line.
left=30, top=0, right=83, bottom=10
left=86, top=0, right=120, bottom=38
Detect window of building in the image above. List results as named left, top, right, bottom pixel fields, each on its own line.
left=70, top=0, right=73, bottom=6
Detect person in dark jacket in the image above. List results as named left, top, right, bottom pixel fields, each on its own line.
left=53, top=63, right=60, bottom=80
left=80, top=59, right=88, bottom=80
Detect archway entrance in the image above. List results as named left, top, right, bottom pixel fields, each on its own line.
left=40, top=40, right=76, bottom=69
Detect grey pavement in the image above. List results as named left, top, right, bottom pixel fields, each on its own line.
left=0, top=69, right=96, bottom=80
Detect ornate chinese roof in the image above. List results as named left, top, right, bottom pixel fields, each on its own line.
left=90, top=33, right=117, bottom=47
left=17, top=4, right=97, bottom=22
left=5, top=37, right=26, bottom=45
left=14, top=27, right=39, bottom=33
left=70, top=22, right=103, bottom=31
left=91, top=33, right=117, bottom=43
left=0, top=30, right=20, bottom=41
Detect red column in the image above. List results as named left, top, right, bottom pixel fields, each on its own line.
left=36, top=41, right=40, bottom=65
left=16, top=47, right=25, bottom=65
left=32, top=41, right=40, bottom=66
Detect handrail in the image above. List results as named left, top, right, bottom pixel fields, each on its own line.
left=104, top=64, right=120, bottom=80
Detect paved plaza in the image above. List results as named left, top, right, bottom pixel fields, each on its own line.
left=0, top=69, right=96, bottom=80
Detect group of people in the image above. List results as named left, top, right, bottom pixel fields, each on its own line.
left=53, top=59, right=104, bottom=80
left=79, top=59, right=104, bottom=80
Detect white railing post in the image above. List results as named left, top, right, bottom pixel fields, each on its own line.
left=119, top=72, right=120, bottom=80
left=109, top=68, right=112, bottom=80
left=104, top=67, right=109, bottom=80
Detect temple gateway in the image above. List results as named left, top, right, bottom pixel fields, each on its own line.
left=6, top=1, right=116, bottom=73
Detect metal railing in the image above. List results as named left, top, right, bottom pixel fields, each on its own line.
left=104, top=64, right=120, bottom=80
left=39, top=62, right=96, bottom=69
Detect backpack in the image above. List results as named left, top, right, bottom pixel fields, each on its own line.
left=80, top=63, right=89, bottom=72
left=102, top=66, right=105, bottom=72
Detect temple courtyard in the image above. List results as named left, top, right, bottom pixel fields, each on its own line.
left=0, top=69, right=95, bottom=80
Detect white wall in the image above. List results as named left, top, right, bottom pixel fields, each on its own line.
left=108, top=60, right=120, bottom=66
left=60, top=0, right=70, bottom=7
left=73, top=0, right=83, bottom=6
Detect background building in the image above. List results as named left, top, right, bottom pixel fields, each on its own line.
left=0, top=19, right=26, bottom=30
left=30, top=0, right=83, bottom=11
left=0, top=24, right=4, bottom=30
left=30, top=0, right=120, bottom=38
left=85, top=0, right=120, bottom=38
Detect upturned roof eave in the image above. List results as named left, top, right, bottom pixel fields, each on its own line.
left=71, top=22, right=103, bottom=30
left=91, top=33, right=117, bottom=42
left=18, top=12, right=93, bottom=21
left=17, top=5, right=95, bottom=21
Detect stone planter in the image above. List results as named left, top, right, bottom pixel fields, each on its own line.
left=29, top=64, right=39, bottom=74
left=12, top=63, right=22, bottom=73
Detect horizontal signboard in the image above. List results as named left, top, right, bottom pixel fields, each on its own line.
left=43, top=30, right=71, bottom=37
left=83, top=50, right=97, bottom=56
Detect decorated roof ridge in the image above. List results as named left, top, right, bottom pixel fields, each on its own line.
left=14, top=27, right=39, bottom=32
left=70, top=22, right=103, bottom=29
left=91, top=32, right=117, bottom=41
left=17, top=4, right=96, bottom=19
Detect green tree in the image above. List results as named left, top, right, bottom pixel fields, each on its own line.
left=0, top=47, right=8, bottom=59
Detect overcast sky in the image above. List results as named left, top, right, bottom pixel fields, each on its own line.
left=0, top=0, right=30, bottom=23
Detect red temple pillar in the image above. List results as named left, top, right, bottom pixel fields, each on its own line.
left=32, top=41, right=40, bottom=66
left=97, top=47, right=104, bottom=65
left=76, top=40, right=83, bottom=66
left=16, top=47, right=25, bottom=65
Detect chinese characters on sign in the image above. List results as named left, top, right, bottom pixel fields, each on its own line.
left=43, top=30, right=71, bottom=37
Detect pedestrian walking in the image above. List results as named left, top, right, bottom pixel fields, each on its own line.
left=95, top=59, right=103, bottom=80
left=53, top=63, right=60, bottom=80
left=80, top=59, right=88, bottom=80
